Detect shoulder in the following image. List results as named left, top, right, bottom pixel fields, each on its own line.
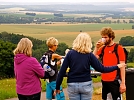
left=89, top=52, right=95, bottom=57
left=116, top=44, right=124, bottom=50
left=67, top=50, right=78, bottom=56
left=116, top=43, right=123, bottom=48
left=28, top=57, right=38, bottom=63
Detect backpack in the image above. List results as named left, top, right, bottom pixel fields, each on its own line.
left=99, top=43, right=128, bottom=80
left=40, top=52, right=56, bottom=79
left=100, top=44, right=128, bottom=64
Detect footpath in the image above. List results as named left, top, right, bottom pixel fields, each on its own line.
left=6, top=82, right=102, bottom=100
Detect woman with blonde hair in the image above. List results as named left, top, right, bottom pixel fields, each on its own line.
left=13, top=38, right=45, bottom=100
left=42, top=37, right=65, bottom=100
left=54, top=33, right=126, bottom=100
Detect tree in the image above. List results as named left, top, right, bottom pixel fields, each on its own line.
left=132, top=25, right=134, bottom=29
left=0, top=40, right=16, bottom=79
left=123, top=20, right=126, bottom=23
left=117, top=19, right=120, bottom=23
left=26, top=13, right=36, bottom=16
left=56, top=43, right=69, bottom=55
left=128, top=48, right=134, bottom=62
left=119, top=36, right=134, bottom=46
left=54, top=13, right=63, bottom=17
left=129, top=20, right=134, bottom=23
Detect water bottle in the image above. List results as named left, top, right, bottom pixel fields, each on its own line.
left=43, top=64, right=48, bottom=71
left=46, top=65, right=55, bottom=76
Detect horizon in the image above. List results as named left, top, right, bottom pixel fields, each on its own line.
left=0, top=1, right=134, bottom=5
left=0, top=0, right=133, bottom=3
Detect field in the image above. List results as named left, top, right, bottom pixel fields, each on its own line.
left=0, top=77, right=101, bottom=100
left=0, top=23, right=134, bottom=47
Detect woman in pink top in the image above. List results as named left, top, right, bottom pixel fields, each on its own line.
left=13, top=38, right=45, bottom=100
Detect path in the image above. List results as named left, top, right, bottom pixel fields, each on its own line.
left=6, top=82, right=102, bottom=100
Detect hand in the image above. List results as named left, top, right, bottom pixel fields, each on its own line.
left=56, top=60, right=61, bottom=66
left=117, top=63, right=126, bottom=68
left=53, top=89, right=60, bottom=96
left=120, top=83, right=126, bottom=94
left=96, top=39, right=104, bottom=48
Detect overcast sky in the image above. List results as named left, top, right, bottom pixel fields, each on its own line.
left=0, top=0, right=133, bottom=3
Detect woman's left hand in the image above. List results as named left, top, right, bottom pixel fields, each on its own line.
left=53, top=89, right=60, bottom=96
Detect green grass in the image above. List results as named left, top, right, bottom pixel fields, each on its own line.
left=127, top=62, right=134, bottom=68
left=0, top=76, right=100, bottom=99
left=0, top=23, right=133, bottom=33
left=0, top=78, right=67, bottom=100
left=0, top=78, right=17, bottom=100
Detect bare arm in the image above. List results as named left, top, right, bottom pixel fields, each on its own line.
left=93, top=47, right=100, bottom=59
left=119, top=61, right=126, bottom=93
left=52, top=53, right=62, bottom=66
left=52, top=53, right=62, bottom=60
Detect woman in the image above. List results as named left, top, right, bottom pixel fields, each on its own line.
left=54, top=33, right=126, bottom=100
left=44, top=37, right=65, bottom=100
left=13, top=38, right=45, bottom=100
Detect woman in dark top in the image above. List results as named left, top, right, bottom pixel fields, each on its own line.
left=54, top=33, right=126, bottom=100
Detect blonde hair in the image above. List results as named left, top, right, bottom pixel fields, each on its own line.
left=46, top=37, right=58, bottom=48
left=100, top=27, right=115, bottom=40
left=72, top=33, right=92, bottom=54
left=13, top=38, right=33, bottom=56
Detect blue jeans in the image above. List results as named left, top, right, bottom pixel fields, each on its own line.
left=67, top=81, right=93, bottom=100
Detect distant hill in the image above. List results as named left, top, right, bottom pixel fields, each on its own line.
left=0, top=2, right=134, bottom=12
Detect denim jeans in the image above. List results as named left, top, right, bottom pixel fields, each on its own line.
left=67, top=81, right=93, bottom=100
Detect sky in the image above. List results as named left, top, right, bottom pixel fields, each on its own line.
left=0, top=0, right=133, bottom=3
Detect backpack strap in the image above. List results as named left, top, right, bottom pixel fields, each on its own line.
left=123, top=48, right=128, bottom=63
left=99, top=46, right=106, bottom=64
left=47, top=53, right=51, bottom=66
left=112, top=44, right=119, bottom=64
left=112, top=44, right=121, bottom=80
left=46, top=51, right=57, bottom=69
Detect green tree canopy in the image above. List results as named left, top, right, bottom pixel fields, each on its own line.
left=132, top=25, right=134, bottom=29
left=0, top=40, right=16, bottom=79
left=128, top=48, right=134, bottom=62
left=119, top=36, right=134, bottom=46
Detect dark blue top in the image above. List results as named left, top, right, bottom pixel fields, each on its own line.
left=56, top=50, right=118, bottom=90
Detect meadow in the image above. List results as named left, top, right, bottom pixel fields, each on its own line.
left=0, top=23, right=134, bottom=47
left=0, top=78, right=67, bottom=100
left=0, top=77, right=101, bottom=100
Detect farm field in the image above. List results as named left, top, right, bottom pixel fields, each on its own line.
left=0, top=23, right=134, bottom=47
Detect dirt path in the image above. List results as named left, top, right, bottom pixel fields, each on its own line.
left=6, top=82, right=102, bottom=100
